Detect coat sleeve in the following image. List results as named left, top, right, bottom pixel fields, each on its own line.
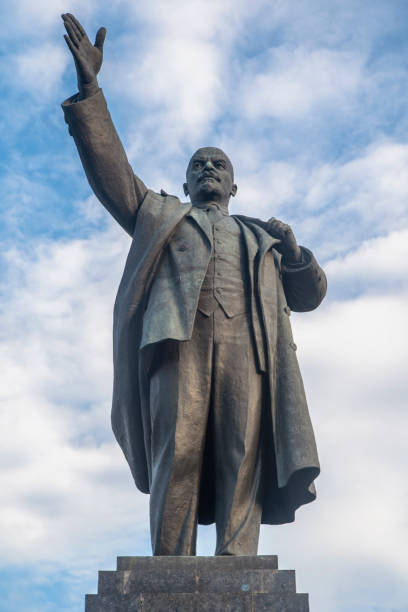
left=281, top=247, right=327, bottom=312
left=62, top=89, right=147, bottom=236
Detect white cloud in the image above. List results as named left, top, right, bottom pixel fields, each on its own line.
left=73, top=193, right=108, bottom=225
left=11, top=43, right=68, bottom=100
left=127, top=0, right=246, bottom=40
left=102, top=0, right=261, bottom=155
left=325, top=228, right=408, bottom=298
left=0, top=224, right=150, bottom=571
left=230, top=159, right=307, bottom=220
left=298, top=141, right=408, bottom=258
left=306, top=141, right=408, bottom=220
left=240, top=47, right=364, bottom=119
left=6, top=0, right=96, bottom=35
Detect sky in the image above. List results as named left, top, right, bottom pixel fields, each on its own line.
left=0, top=0, right=407, bottom=610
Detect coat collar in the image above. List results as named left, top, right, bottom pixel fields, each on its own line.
left=234, top=215, right=281, bottom=259
left=187, top=205, right=213, bottom=246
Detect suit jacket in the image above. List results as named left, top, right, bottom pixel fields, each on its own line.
left=62, top=90, right=327, bottom=524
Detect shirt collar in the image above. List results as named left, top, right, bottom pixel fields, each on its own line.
left=193, top=202, right=229, bottom=216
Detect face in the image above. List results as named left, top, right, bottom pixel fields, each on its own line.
left=183, top=147, right=237, bottom=206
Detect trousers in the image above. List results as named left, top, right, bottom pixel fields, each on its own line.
left=147, top=305, right=265, bottom=556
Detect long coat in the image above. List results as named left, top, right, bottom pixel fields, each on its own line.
left=111, top=190, right=326, bottom=525
left=62, top=90, right=327, bottom=525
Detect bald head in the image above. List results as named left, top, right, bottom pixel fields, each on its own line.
left=183, top=147, right=237, bottom=207
left=186, top=147, right=234, bottom=180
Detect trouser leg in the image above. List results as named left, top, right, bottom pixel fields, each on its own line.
left=148, top=313, right=212, bottom=555
left=212, top=309, right=264, bottom=556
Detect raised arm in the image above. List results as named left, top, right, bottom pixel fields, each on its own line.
left=61, top=14, right=147, bottom=235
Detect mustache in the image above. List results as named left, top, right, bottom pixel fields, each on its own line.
left=198, top=172, right=220, bottom=182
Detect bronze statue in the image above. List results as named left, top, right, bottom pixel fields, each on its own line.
left=61, top=13, right=327, bottom=557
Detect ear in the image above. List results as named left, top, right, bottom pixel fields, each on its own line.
left=231, top=184, right=238, bottom=197
left=183, top=182, right=189, bottom=196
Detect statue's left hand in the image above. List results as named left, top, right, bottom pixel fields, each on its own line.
left=267, top=217, right=302, bottom=264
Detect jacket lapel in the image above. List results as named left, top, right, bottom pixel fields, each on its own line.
left=234, top=217, right=281, bottom=374
left=187, top=206, right=213, bottom=247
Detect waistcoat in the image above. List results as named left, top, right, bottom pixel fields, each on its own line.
left=197, top=208, right=249, bottom=318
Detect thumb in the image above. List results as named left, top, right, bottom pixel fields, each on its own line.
left=94, top=27, right=106, bottom=50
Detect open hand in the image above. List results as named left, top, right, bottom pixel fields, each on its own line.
left=267, top=217, right=302, bottom=263
left=62, top=13, right=106, bottom=92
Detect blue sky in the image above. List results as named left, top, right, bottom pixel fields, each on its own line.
left=0, top=1, right=407, bottom=610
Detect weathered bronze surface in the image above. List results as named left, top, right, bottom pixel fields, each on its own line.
left=61, top=14, right=327, bottom=557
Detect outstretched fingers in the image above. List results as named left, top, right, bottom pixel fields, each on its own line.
left=63, top=17, right=80, bottom=47
left=63, top=34, right=79, bottom=59
left=67, top=13, right=86, bottom=37
left=69, top=18, right=83, bottom=42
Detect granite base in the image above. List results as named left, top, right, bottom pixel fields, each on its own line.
left=85, top=555, right=309, bottom=611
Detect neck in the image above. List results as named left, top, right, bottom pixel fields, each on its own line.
left=192, top=199, right=229, bottom=211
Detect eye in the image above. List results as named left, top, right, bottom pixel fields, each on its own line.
left=215, top=160, right=226, bottom=169
left=193, top=160, right=203, bottom=170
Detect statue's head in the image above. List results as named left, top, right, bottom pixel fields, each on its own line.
left=183, top=147, right=237, bottom=207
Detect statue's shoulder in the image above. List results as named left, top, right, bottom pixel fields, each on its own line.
left=136, top=190, right=192, bottom=236
left=140, top=189, right=189, bottom=214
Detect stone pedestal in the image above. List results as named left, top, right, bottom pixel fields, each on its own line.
left=85, top=555, right=309, bottom=611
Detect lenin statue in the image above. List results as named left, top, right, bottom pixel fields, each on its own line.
left=61, top=14, right=327, bottom=557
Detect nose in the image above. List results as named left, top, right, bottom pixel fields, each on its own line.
left=203, top=160, right=215, bottom=170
